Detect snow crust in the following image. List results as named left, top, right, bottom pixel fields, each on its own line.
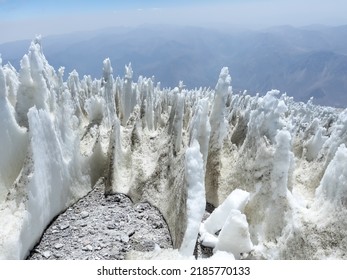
left=1, top=39, right=347, bottom=259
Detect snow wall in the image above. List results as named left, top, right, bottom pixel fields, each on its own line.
left=1, top=39, right=347, bottom=259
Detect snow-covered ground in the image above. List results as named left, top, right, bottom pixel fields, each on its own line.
left=0, top=38, right=346, bottom=260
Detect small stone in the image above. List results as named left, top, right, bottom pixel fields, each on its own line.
left=54, top=253, right=63, bottom=258
left=110, top=248, right=119, bottom=255
left=80, top=211, right=89, bottom=219
left=121, top=234, right=129, bottom=243
left=42, top=251, right=51, bottom=259
left=54, top=243, right=64, bottom=250
left=137, top=213, right=144, bottom=219
left=80, top=221, right=87, bottom=227
left=107, top=223, right=115, bottom=230
left=99, top=243, right=107, bottom=248
left=153, top=221, right=163, bottom=229
left=82, top=245, right=93, bottom=251
left=59, top=222, right=70, bottom=230
left=61, top=231, right=70, bottom=237
left=127, top=230, right=135, bottom=237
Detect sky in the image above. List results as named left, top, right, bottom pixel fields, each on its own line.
left=0, top=0, right=347, bottom=43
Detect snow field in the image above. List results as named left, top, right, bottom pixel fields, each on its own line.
left=0, top=38, right=347, bottom=259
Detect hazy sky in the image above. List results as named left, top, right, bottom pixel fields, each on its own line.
left=0, top=0, right=346, bottom=43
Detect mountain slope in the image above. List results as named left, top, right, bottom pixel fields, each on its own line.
left=1, top=25, right=347, bottom=107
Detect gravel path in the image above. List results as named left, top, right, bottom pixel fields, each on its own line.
left=27, top=179, right=173, bottom=260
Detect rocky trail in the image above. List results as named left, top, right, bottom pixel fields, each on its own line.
left=27, top=179, right=173, bottom=260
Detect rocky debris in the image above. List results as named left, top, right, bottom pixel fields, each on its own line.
left=27, top=181, right=173, bottom=260
left=194, top=207, right=214, bottom=259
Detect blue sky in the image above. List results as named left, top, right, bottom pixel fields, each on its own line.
left=0, top=0, right=346, bottom=43
left=0, top=0, right=235, bottom=19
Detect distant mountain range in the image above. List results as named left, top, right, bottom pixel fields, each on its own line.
left=1, top=24, right=347, bottom=107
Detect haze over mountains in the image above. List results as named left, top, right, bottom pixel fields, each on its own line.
left=1, top=24, right=347, bottom=107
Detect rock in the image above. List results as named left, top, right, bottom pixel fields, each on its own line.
left=82, top=245, right=93, bottom=251
left=42, top=251, right=51, bottom=259
left=80, top=221, right=87, bottom=227
left=54, top=253, right=63, bottom=258
left=80, top=211, right=89, bottom=219
left=54, top=243, right=64, bottom=250
left=61, top=231, right=70, bottom=237
left=59, top=222, right=70, bottom=230
left=121, top=234, right=129, bottom=243
left=137, top=213, right=144, bottom=219
left=153, top=221, right=164, bottom=229
left=107, top=223, right=115, bottom=230
left=99, top=243, right=107, bottom=248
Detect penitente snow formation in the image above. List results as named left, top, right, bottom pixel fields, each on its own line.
left=1, top=38, right=347, bottom=260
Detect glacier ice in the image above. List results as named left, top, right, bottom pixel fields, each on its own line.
left=0, top=58, right=28, bottom=204
left=1, top=38, right=347, bottom=260
left=179, top=140, right=205, bottom=256
left=199, top=188, right=250, bottom=254
left=214, top=209, right=253, bottom=259
left=200, top=189, right=249, bottom=234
